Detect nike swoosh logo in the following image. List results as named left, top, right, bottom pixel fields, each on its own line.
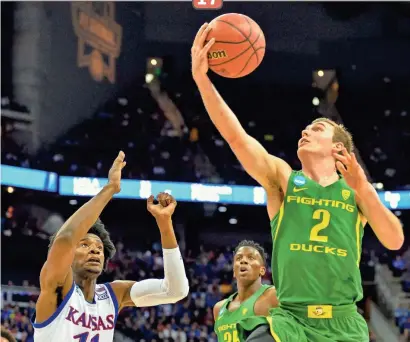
left=293, top=187, right=308, bottom=193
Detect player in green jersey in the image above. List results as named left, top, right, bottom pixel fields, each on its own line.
left=214, top=240, right=278, bottom=342
left=192, top=23, right=404, bottom=342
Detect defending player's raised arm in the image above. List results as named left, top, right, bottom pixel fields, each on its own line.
left=110, top=193, right=189, bottom=310
left=40, top=152, right=126, bottom=291
left=192, top=24, right=291, bottom=190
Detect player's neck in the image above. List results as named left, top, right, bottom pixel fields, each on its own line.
left=74, top=274, right=97, bottom=303
left=301, top=156, right=339, bottom=186
left=237, top=280, right=261, bottom=302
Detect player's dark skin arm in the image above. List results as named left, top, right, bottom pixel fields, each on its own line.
left=110, top=193, right=180, bottom=310
left=213, top=299, right=227, bottom=319
left=36, top=152, right=126, bottom=323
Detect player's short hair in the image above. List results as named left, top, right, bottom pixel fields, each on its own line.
left=312, top=117, right=353, bottom=153
left=233, top=240, right=267, bottom=266
left=1, top=326, right=16, bottom=342
left=48, top=218, right=116, bottom=270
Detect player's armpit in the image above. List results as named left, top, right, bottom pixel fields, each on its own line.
left=35, top=264, right=74, bottom=324
left=108, top=280, right=136, bottom=310
left=267, top=287, right=279, bottom=308
left=230, top=135, right=292, bottom=190
left=254, top=287, right=279, bottom=316
left=213, top=299, right=227, bottom=320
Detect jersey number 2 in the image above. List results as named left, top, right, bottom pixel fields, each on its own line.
left=73, top=332, right=99, bottom=342
left=224, top=331, right=240, bottom=342
left=309, top=209, right=330, bottom=242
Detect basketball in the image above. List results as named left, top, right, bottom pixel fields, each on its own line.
left=206, top=13, right=266, bottom=78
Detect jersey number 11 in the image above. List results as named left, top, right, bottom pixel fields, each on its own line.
left=73, top=332, right=100, bottom=342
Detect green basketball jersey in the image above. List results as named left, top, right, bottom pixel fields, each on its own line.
left=214, top=284, right=271, bottom=342
left=271, top=170, right=364, bottom=306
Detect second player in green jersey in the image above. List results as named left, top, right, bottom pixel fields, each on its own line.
left=214, top=240, right=278, bottom=342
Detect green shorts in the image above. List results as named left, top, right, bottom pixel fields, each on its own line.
left=267, top=303, right=369, bottom=342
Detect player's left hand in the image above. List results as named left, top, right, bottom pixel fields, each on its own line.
left=147, top=193, right=177, bottom=220
left=108, top=151, right=126, bottom=193
left=333, top=148, right=368, bottom=193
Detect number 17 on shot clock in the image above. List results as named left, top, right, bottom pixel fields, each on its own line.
left=192, top=0, right=223, bottom=10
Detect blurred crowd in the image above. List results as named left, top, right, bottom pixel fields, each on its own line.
left=2, top=73, right=409, bottom=191
left=1, top=83, right=220, bottom=185
left=1, top=221, right=273, bottom=342
left=376, top=246, right=410, bottom=341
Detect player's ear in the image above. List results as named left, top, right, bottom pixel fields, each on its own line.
left=332, top=142, right=344, bottom=153
left=259, top=266, right=266, bottom=277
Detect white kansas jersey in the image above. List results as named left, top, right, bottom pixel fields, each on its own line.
left=32, top=282, right=119, bottom=342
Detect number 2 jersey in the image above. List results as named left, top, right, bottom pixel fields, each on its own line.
left=32, top=282, right=118, bottom=342
left=271, top=170, right=364, bottom=306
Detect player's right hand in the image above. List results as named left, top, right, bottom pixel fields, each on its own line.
left=108, top=151, right=126, bottom=193
left=147, top=193, right=177, bottom=220
left=191, top=23, right=215, bottom=80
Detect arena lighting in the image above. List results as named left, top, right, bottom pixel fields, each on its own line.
left=317, top=70, right=324, bottom=77
left=218, top=206, right=227, bottom=213
left=229, top=218, right=238, bottom=225
left=146, top=57, right=163, bottom=79
left=69, top=199, right=78, bottom=205
left=145, top=73, right=154, bottom=84
left=312, top=97, right=320, bottom=106
left=375, top=182, right=384, bottom=190
left=7, top=186, right=14, bottom=193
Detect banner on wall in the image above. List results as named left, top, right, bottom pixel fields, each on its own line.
left=1, top=165, right=409, bottom=210
left=71, top=2, right=122, bottom=83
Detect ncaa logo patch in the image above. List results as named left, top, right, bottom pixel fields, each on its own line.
left=293, top=175, right=306, bottom=186
left=96, top=286, right=109, bottom=300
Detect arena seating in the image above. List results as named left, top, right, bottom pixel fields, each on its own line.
left=2, top=75, right=409, bottom=191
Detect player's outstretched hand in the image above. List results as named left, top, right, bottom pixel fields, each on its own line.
left=333, top=148, right=368, bottom=193
left=191, top=23, right=215, bottom=80
left=108, top=151, right=126, bottom=193
left=147, top=193, right=177, bottom=220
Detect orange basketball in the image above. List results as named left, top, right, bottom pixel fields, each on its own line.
left=206, top=13, right=266, bottom=78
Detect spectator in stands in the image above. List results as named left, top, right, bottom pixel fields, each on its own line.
left=1, top=326, right=16, bottom=342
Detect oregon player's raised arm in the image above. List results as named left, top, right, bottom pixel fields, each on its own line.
left=192, top=24, right=291, bottom=190
left=40, top=152, right=125, bottom=292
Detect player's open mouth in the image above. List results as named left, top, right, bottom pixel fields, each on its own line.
left=87, top=257, right=100, bottom=264
left=239, top=267, right=248, bottom=273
